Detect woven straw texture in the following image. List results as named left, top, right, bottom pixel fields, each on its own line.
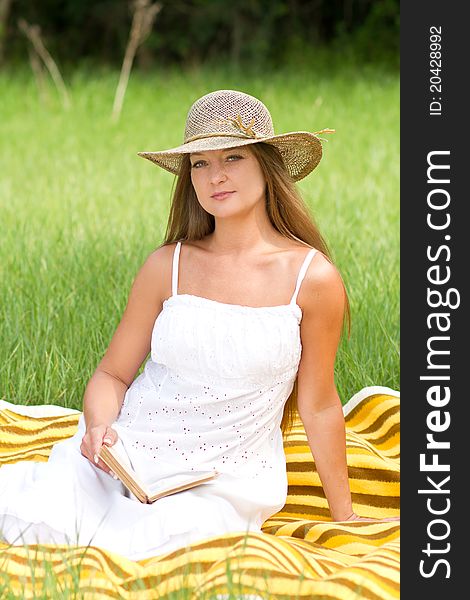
left=138, top=90, right=332, bottom=182
left=0, top=387, right=399, bottom=599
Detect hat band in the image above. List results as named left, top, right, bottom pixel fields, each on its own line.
left=184, top=131, right=263, bottom=144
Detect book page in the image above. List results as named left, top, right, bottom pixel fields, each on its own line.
left=109, top=438, right=135, bottom=472
left=146, top=470, right=217, bottom=496
left=100, top=442, right=218, bottom=501
left=100, top=441, right=148, bottom=495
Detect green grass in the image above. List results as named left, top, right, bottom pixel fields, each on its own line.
left=0, top=62, right=398, bottom=593
left=0, top=62, right=399, bottom=408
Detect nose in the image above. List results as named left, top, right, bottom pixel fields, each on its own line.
left=209, top=161, right=228, bottom=185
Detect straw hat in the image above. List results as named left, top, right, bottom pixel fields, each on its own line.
left=137, top=89, right=334, bottom=182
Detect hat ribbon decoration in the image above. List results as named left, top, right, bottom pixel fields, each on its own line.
left=184, top=117, right=335, bottom=144
left=312, top=128, right=336, bottom=142
left=225, top=115, right=259, bottom=138
left=185, top=114, right=261, bottom=143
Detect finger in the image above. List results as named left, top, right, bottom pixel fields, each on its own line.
left=93, top=440, right=104, bottom=461
left=103, top=427, right=118, bottom=446
left=90, top=433, right=106, bottom=461
left=81, top=439, right=96, bottom=465
left=93, top=455, right=112, bottom=475
left=94, top=439, right=117, bottom=475
left=93, top=453, right=103, bottom=467
left=92, top=446, right=107, bottom=469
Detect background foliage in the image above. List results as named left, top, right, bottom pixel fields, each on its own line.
left=0, top=62, right=399, bottom=407
left=0, top=1, right=399, bottom=407
left=1, top=0, right=399, bottom=70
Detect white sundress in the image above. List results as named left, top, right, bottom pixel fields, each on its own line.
left=0, top=240, right=317, bottom=561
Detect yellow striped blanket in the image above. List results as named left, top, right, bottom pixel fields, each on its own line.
left=0, top=386, right=399, bottom=599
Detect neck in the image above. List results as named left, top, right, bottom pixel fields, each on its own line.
left=205, top=207, right=283, bottom=256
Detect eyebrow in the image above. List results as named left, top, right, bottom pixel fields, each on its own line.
left=190, top=149, right=245, bottom=157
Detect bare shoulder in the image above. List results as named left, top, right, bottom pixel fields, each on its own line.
left=304, top=250, right=344, bottom=288
left=297, top=250, right=346, bottom=316
left=146, top=241, right=177, bottom=267
left=136, top=241, right=178, bottom=302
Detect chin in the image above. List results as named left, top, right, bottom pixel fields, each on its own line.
left=208, top=208, right=239, bottom=217
left=207, top=199, right=239, bottom=211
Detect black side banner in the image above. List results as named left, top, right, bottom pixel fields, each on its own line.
left=401, top=1, right=468, bottom=596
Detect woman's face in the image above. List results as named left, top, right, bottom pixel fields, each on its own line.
left=189, top=146, right=266, bottom=217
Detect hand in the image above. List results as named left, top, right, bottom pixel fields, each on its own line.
left=343, top=512, right=400, bottom=523
left=80, top=424, right=119, bottom=478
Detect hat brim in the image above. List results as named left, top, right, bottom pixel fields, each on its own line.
left=137, top=132, right=324, bottom=182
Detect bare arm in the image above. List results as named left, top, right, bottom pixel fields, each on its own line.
left=80, top=244, right=172, bottom=471
left=296, top=254, right=353, bottom=521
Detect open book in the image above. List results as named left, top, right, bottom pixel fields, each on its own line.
left=99, top=443, right=219, bottom=504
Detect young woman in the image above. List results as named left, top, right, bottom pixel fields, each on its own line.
left=0, top=89, right=397, bottom=561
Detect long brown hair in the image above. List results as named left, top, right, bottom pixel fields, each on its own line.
left=159, top=142, right=351, bottom=438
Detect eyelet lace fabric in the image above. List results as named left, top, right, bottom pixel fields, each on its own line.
left=0, top=240, right=318, bottom=561
left=115, top=241, right=317, bottom=486
left=116, top=296, right=302, bottom=479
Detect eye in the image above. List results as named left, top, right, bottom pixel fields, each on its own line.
left=191, top=160, right=206, bottom=169
left=226, top=154, right=243, bottom=161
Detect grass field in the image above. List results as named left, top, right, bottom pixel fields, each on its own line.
left=0, top=61, right=399, bottom=596
left=0, top=62, right=399, bottom=409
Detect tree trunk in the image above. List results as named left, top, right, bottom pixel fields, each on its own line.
left=18, top=19, right=71, bottom=109
left=27, top=45, right=49, bottom=106
left=112, top=0, right=161, bottom=122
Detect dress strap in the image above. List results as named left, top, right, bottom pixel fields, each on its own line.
left=172, top=241, right=182, bottom=296
left=289, top=248, right=318, bottom=305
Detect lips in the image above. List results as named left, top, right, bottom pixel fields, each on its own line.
left=211, top=191, right=235, bottom=200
